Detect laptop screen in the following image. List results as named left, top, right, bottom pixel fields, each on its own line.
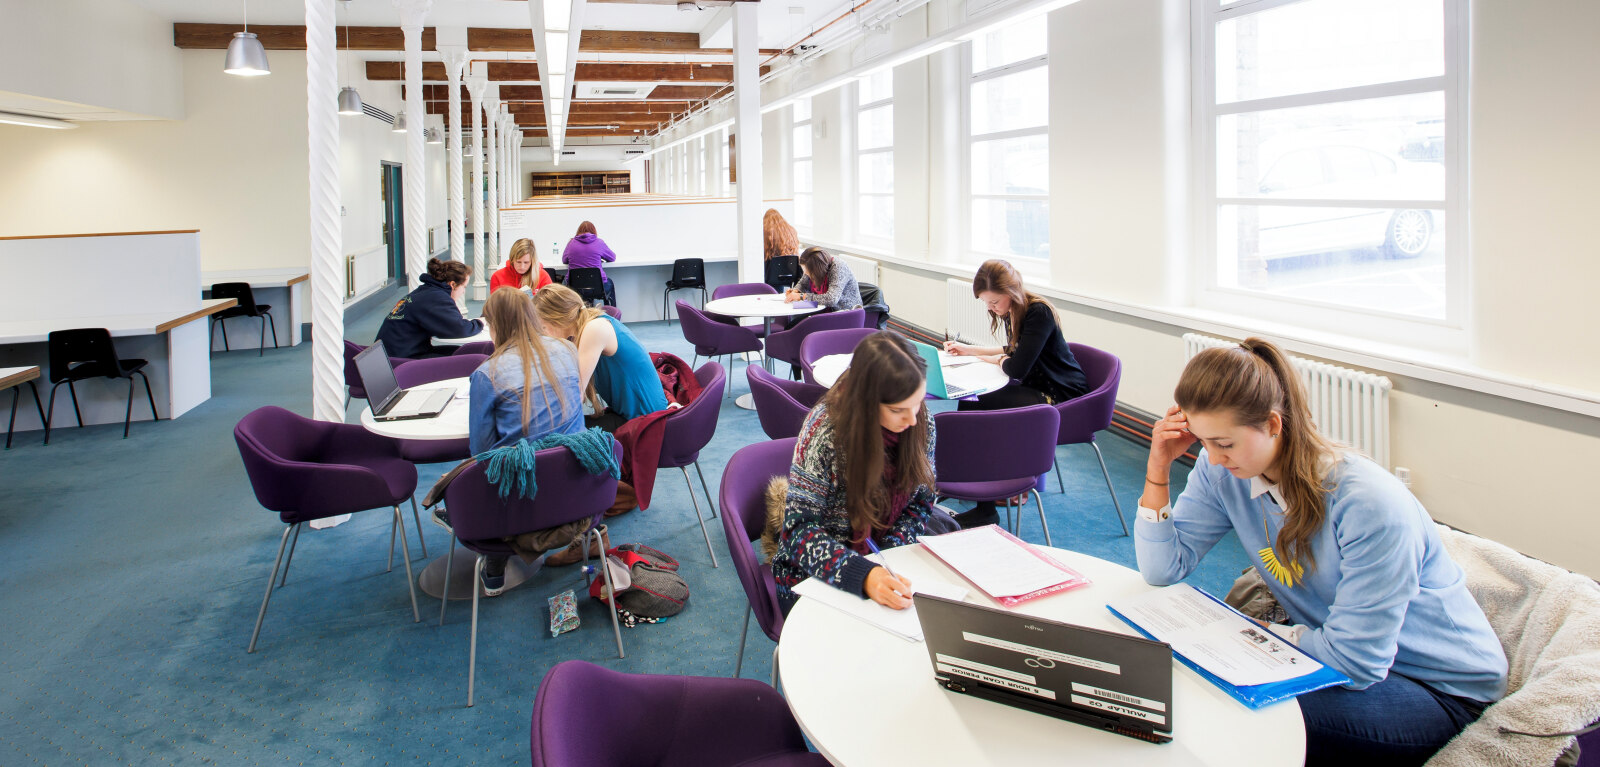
left=354, top=340, right=400, bottom=410
left=911, top=341, right=949, bottom=398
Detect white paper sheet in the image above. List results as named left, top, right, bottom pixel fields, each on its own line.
left=793, top=571, right=968, bottom=642
left=1109, top=583, right=1322, bottom=687
left=919, top=526, right=1079, bottom=599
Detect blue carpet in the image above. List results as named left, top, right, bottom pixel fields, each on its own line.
left=0, top=283, right=1251, bottom=764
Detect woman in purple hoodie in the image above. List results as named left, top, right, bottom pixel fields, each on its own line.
left=561, top=221, right=618, bottom=306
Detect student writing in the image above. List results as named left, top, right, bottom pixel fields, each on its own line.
left=784, top=247, right=863, bottom=312
left=376, top=258, right=484, bottom=359
left=489, top=238, right=553, bottom=294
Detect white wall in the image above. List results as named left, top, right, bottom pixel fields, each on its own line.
left=0, top=50, right=448, bottom=277
left=0, top=0, right=183, bottom=120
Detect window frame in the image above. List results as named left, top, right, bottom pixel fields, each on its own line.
left=852, top=75, right=896, bottom=248
left=960, top=36, right=1049, bottom=271
left=791, top=99, right=814, bottom=233
left=1190, top=0, right=1470, bottom=346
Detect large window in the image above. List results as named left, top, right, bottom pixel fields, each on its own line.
left=792, top=99, right=814, bottom=231
left=854, top=70, right=894, bottom=244
left=966, top=19, right=1048, bottom=262
left=717, top=129, right=730, bottom=196
left=1197, top=0, right=1462, bottom=323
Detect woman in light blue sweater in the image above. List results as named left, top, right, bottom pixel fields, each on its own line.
left=1137, top=337, right=1506, bottom=766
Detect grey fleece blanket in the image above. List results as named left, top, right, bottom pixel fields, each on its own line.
left=1428, top=525, right=1600, bottom=767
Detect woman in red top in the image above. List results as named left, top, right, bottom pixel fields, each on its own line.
left=489, top=238, right=553, bottom=294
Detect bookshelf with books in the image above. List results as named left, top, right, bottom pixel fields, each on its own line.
left=528, top=170, right=631, bottom=197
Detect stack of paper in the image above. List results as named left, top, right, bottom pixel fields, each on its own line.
left=793, top=574, right=968, bottom=642
left=918, top=526, right=1091, bottom=605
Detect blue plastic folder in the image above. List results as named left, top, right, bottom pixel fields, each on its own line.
left=1107, top=587, right=1349, bottom=709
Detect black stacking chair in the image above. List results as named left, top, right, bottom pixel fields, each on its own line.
left=764, top=255, right=801, bottom=293
left=44, top=328, right=158, bottom=443
left=566, top=267, right=609, bottom=306
left=544, top=266, right=564, bottom=285
left=662, top=258, right=707, bottom=325
left=210, top=282, right=278, bottom=356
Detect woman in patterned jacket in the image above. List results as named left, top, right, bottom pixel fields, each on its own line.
left=772, top=331, right=937, bottom=614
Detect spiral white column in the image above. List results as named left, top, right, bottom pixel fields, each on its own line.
left=484, top=92, right=501, bottom=272
left=396, top=0, right=432, bottom=289
left=467, top=76, right=487, bottom=299
left=305, top=0, right=344, bottom=424
left=440, top=47, right=467, bottom=269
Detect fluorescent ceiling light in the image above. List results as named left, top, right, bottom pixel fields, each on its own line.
left=543, top=0, right=572, bottom=31
left=545, top=32, right=569, bottom=75
left=550, top=98, right=565, bottom=115
left=0, top=111, right=78, bottom=130
left=549, top=73, right=568, bottom=99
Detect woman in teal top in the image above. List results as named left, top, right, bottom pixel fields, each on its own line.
left=533, top=284, right=667, bottom=431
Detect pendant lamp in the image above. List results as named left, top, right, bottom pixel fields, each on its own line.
left=426, top=128, right=442, bottom=144
left=336, top=0, right=362, bottom=114
left=224, top=0, right=270, bottom=76
left=392, top=111, right=408, bottom=133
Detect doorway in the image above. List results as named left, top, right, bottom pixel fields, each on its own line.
left=380, top=162, right=404, bottom=283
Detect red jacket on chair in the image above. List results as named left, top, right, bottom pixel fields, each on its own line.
left=615, top=353, right=702, bottom=509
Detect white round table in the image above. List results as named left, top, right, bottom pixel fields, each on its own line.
left=433, top=324, right=491, bottom=347
left=701, top=294, right=822, bottom=409
left=778, top=545, right=1305, bottom=767
left=809, top=352, right=1011, bottom=399
left=359, top=378, right=543, bottom=599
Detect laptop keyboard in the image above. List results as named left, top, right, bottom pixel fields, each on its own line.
left=946, top=384, right=977, bottom=399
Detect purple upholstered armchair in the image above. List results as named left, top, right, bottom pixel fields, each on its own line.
left=233, top=406, right=422, bottom=653
left=797, top=327, right=877, bottom=384
left=1054, top=343, right=1129, bottom=536
left=719, top=437, right=798, bottom=686
left=747, top=366, right=825, bottom=441
left=657, top=361, right=727, bottom=566
left=763, top=309, right=865, bottom=380
left=453, top=341, right=494, bottom=356
left=676, top=300, right=761, bottom=398
left=933, top=404, right=1061, bottom=546
left=530, top=660, right=828, bottom=767
left=443, top=441, right=624, bottom=707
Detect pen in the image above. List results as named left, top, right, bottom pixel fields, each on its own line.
left=863, top=538, right=910, bottom=595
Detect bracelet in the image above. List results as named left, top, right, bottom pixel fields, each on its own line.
left=1144, top=476, right=1169, bottom=486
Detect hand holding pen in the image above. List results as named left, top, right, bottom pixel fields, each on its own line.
left=863, top=538, right=915, bottom=610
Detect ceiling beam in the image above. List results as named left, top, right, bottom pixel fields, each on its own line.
left=175, top=24, right=778, bottom=55
left=368, top=60, right=762, bottom=83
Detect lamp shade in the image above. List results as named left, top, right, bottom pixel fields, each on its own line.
left=392, top=111, right=407, bottom=133
left=426, top=128, right=442, bottom=144
left=224, top=32, right=271, bottom=76
left=337, top=87, right=363, bottom=115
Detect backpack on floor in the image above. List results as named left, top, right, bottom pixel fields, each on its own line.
left=588, top=544, right=689, bottom=619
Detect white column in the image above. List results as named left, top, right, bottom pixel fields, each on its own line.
left=440, top=46, right=467, bottom=267
left=732, top=2, right=764, bottom=283
left=484, top=91, right=501, bottom=271
left=396, top=0, right=433, bottom=289
left=305, top=0, right=344, bottom=424
left=467, top=76, right=487, bottom=299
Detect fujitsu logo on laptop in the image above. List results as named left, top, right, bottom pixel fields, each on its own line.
left=1024, top=624, right=1044, bottom=632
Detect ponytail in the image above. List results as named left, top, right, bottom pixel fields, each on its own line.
left=427, top=257, right=470, bottom=285
left=1174, top=337, right=1339, bottom=574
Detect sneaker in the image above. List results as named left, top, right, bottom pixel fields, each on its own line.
left=480, top=557, right=507, bottom=597
left=545, top=525, right=610, bottom=567
left=952, top=505, right=1000, bottom=530
left=431, top=507, right=452, bottom=532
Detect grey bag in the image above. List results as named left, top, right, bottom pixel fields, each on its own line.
left=590, top=544, right=689, bottom=618
left=1224, top=566, right=1289, bottom=625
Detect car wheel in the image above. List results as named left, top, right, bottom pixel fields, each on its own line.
left=1384, top=210, right=1432, bottom=259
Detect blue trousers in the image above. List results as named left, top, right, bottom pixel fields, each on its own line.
left=1301, top=674, right=1486, bottom=767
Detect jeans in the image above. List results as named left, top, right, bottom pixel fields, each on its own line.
left=1300, top=673, right=1487, bottom=767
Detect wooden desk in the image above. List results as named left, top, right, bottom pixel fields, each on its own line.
left=203, top=268, right=310, bottom=349
left=0, top=299, right=235, bottom=433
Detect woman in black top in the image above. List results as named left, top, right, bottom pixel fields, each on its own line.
left=943, top=259, right=1087, bottom=526
left=375, top=258, right=484, bottom=359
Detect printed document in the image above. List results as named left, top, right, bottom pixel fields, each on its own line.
left=919, top=526, right=1084, bottom=599
left=793, top=574, right=968, bottom=642
left=1109, top=583, right=1321, bottom=687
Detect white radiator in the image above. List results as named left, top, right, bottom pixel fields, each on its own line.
left=347, top=245, right=390, bottom=303
left=835, top=253, right=879, bottom=286
left=1182, top=333, right=1392, bottom=468
left=945, top=278, right=1007, bottom=346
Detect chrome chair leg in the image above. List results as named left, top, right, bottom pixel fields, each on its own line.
left=1054, top=455, right=1065, bottom=493
left=394, top=506, right=420, bottom=622
left=1032, top=489, right=1052, bottom=547
left=467, top=555, right=482, bottom=707
left=771, top=645, right=781, bottom=690
left=694, top=461, right=718, bottom=519
left=735, top=606, right=751, bottom=678
left=1089, top=441, right=1129, bottom=536
left=593, top=527, right=625, bottom=659
left=386, top=512, right=397, bottom=573
left=410, top=497, right=428, bottom=558
left=247, top=524, right=295, bottom=653
left=680, top=466, right=720, bottom=567
left=277, top=523, right=302, bottom=588
left=439, top=534, right=456, bottom=626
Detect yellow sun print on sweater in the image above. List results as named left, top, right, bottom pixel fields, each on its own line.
left=1258, top=517, right=1303, bottom=587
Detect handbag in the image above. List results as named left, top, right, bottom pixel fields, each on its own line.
left=587, top=544, right=689, bottom=619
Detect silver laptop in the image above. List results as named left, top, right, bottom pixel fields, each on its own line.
left=356, top=340, right=456, bottom=421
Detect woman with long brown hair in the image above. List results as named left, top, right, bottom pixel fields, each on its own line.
left=1140, top=337, right=1505, bottom=765
left=784, top=246, right=863, bottom=312
left=532, top=284, right=666, bottom=432
left=944, top=259, right=1087, bottom=409
left=771, top=331, right=937, bottom=614
left=763, top=208, right=800, bottom=262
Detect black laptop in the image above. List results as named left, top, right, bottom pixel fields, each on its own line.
left=356, top=340, right=456, bottom=421
left=914, top=593, right=1175, bottom=744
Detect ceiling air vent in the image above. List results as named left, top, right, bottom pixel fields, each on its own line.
left=575, top=82, right=657, bottom=101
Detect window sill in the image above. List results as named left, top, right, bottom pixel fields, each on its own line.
left=801, top=237, right=1600, bottom=419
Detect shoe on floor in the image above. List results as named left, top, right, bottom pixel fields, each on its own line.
left=952, top=506, right=1000, bottom=530
left=480, top=558, right=507, bottom=597
left=545, top=525, right=610, bottom=567
left=431, top=507, right=452, bottom=532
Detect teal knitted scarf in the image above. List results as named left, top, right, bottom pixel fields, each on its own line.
left=475, top=428, right=620, bottom=500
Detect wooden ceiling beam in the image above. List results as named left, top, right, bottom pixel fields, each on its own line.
left=370, top=60, right=761, bottom=83
left=176, top=24, right=777, bottom=55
